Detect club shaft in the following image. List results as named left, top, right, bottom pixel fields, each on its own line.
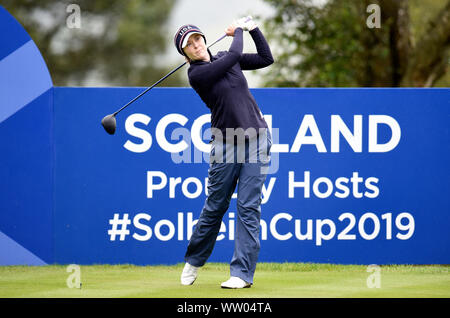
left=113, top=61, right=186, bottom=116
left=113, top=30, right=234, bottom=116
left=207, top=34, right=227, bottom=48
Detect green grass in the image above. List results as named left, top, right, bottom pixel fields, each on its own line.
left=0, top=263, right=448, bottom=298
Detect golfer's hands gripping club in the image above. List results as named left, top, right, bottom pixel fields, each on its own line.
left=235, top=16, right=257, bottom=31
left=242, top=16, right=257, bottom=31
left=225, top=16, right=255, bottom=36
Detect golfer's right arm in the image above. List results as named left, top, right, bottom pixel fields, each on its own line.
left=188, top=28, right=244, bottom=85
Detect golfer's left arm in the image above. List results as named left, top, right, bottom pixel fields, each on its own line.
left=239, top=28, right=274, bottom=70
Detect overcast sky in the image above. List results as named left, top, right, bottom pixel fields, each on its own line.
left=164, top=0, right=276, bottom=87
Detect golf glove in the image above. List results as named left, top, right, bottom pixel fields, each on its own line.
left=235, top=16, right=258, bottom=32
left=243, top=16, right=258, bottom=31
left=235, top=16, right=248, bottom=30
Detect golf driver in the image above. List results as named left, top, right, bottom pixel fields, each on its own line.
left=101, top=31, right=232, bottom=135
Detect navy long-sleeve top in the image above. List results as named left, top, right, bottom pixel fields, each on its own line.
left=187, top=27, right=273, bottom=140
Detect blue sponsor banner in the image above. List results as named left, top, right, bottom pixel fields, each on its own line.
left=2, top=3, right=448, bottom=267
left=0, top=5, right=53, bottom=265
left=52, top=87, right=450, bottom=265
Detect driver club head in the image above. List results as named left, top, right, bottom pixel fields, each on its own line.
left=101, top=114, right=117, bottom=135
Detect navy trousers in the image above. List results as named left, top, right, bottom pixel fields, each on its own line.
left=185, top=130, right=272, bottom=283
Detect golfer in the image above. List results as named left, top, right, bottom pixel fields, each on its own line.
left=174, top=17, right=273, bottom=289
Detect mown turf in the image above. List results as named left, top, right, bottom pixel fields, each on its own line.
left=0, top=263, right=448, bottom=298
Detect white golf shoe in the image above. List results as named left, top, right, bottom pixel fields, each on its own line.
left=221, top=276, right=251, bottom=289
left=180, top=262, right=199, bottom=285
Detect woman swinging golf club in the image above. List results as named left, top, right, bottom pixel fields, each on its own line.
left=175, top=16, right=273, bottom=289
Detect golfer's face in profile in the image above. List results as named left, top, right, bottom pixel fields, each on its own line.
left=183, top=34, right=209, bottom=62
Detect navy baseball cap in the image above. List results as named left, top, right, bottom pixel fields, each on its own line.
left=174, top=24, right=206, bottom=56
